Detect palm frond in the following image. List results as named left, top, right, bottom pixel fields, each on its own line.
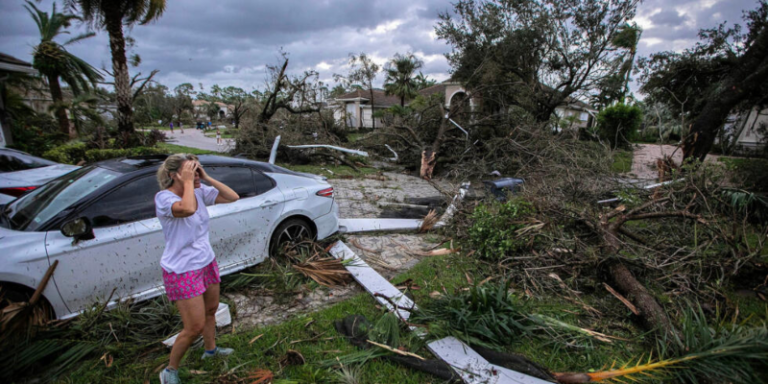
left=63, top=31, right=96, bottom=46
left=553, top=304, right=768, bottom=383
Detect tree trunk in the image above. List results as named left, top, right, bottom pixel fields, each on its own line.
left=47, top=74, right=72, bottom=138
left=419, top=109, right=450, bottom=180
left=401, top=95, right=405, bottom=107
left=683, top=27, right=768, bottom=162
left=104, top=5, right=136, bottom=147
left=600, top=220, right=678, bottom=340
left=258, top=59, right=289, bottom=128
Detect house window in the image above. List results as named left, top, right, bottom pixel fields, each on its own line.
left=579, top=112, right=588, bottom=121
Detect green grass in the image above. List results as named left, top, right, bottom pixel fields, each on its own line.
left=157, top=143, right=220, bottom=155
left=611, top=149, right=634, bottom=173
left=48, top=251, right=663, bottom=384
left=204, top=128, right=236, bottom=139
left=58, top=294, right=436, bottom=384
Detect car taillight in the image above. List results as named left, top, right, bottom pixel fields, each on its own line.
left=316, top=187, right=333, bottom=198
left=0, top=186, right=37, bottom=197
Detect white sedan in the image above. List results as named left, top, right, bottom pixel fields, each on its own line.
left=0, top=154, right=339, bottom=319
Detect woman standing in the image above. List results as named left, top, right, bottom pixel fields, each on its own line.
left=155, top=154, right=239, bottom=384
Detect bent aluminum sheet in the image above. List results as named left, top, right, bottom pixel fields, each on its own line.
left=338, top=218, right=426, bottom=234
left=286, top=144, right=369, bottom=157
left=330, top=241, right=551, bottom=383
left=329, top=241, right=415, bottom=320
left=428, top=337, right=552, bottom=384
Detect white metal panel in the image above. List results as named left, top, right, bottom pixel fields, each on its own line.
left=329, top=241, right=415, bottom=320
left=338, top=218, right=423, bottom=233
left=428, top=337, right=552, bottom=384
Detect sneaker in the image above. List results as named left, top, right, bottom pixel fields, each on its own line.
left=159, top=368, right=180, bottom=384
left=201, top=346, right=234, bottom=360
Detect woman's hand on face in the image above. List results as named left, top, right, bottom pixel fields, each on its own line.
left=175, top=161, right=198, bottom=184
left=196, top=162, right=210, bottom=181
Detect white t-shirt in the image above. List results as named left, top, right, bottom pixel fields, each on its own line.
left=155, top=184, right=219, bottom=274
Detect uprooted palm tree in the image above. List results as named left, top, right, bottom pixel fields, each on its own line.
left=65, top=0, right=166, bottom=146
left=25, top=1, right=102, bottom=138
left=383, top=53, right=424, bottom=107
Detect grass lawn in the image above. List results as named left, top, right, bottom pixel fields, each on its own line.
left=157, top=143, right=220, bottom=155
left=53, top=249, right=672, bottom=384
left=204, top=128, right=236, bottom=139
left=611, top=149, right=633, bottom=173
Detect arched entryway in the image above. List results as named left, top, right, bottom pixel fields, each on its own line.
left=448, top=90, right=472, bottom=125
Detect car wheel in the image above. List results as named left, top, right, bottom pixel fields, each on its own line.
left=270, top=218, right=314, bottom=257
left=0, top=284, right=54, bottom=322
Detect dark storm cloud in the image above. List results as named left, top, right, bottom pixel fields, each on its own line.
left=0, top=0, right=456, bottom=90
left=650, top=10, right=688, bottom=26
left=0, top=0, right=762, bottom=93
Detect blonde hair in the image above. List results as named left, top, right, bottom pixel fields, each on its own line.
left=157, top=153, right=199, bottom=189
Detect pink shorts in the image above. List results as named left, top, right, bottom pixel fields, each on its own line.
left=162, top=260, right=221, bottom=301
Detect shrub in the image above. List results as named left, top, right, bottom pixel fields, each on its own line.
left=42, top=142, right=88, bottom=164
left=596, top=103, right=643, bottom=148
left=85, top=147, right=167, bottom=163
left=467, top=198, right=536, bottom=260
left=43, top=143, right=167, bottom=165
left=8, top=112, right=67, bottom=156
left=721, top=157, right=768, bottom=192
left=145, top=129, right=167, bottom=147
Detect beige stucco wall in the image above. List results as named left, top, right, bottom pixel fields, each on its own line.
left=360, top=106, right=385, bottom=128
left=554, top=106, right=593, bottom=129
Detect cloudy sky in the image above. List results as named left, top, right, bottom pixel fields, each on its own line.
left=0, top=0, right=759, bottom=94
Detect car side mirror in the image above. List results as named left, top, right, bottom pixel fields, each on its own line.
left=61, top=217, right=95, bottom=243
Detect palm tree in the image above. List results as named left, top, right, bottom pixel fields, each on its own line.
left=25, top=1, right=102, bottom=138
left=65, top=0, right=166, bottom=146
left=383, top=53, right=424, bottom=107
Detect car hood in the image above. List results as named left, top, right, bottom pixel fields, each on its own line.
left=0, top=164, right=80, bottom=188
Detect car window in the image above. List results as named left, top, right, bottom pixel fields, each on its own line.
left=0, top=151, right=56, bottom=173
left=2, top=166, right=120, bottom=231
left=78, top=175, right=160, bottom=227
left=254, top=171, right=275, bottom=195
left=203, top=166, right=259, bottom=198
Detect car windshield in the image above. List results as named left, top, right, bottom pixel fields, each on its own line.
left=1, top=166, right=120, bottom=231
left=0, top=151, right=57, bottom=173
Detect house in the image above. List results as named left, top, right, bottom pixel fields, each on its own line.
left=192, top=100, right=233, bottom=121
left=333, top=79, right=595, bottom=129
left=553, top=98, right=598, bottom=130
left=728, top=106, right=767, bottom=152
left=0, top=53, right=38, bottom=147
left=333, top=81, right=476, bottom=129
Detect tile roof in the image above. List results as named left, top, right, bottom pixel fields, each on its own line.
left=335, top=85, right=447, bottom=107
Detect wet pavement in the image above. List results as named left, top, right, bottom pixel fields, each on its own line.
left=164, top=128, right=234, bottom=153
